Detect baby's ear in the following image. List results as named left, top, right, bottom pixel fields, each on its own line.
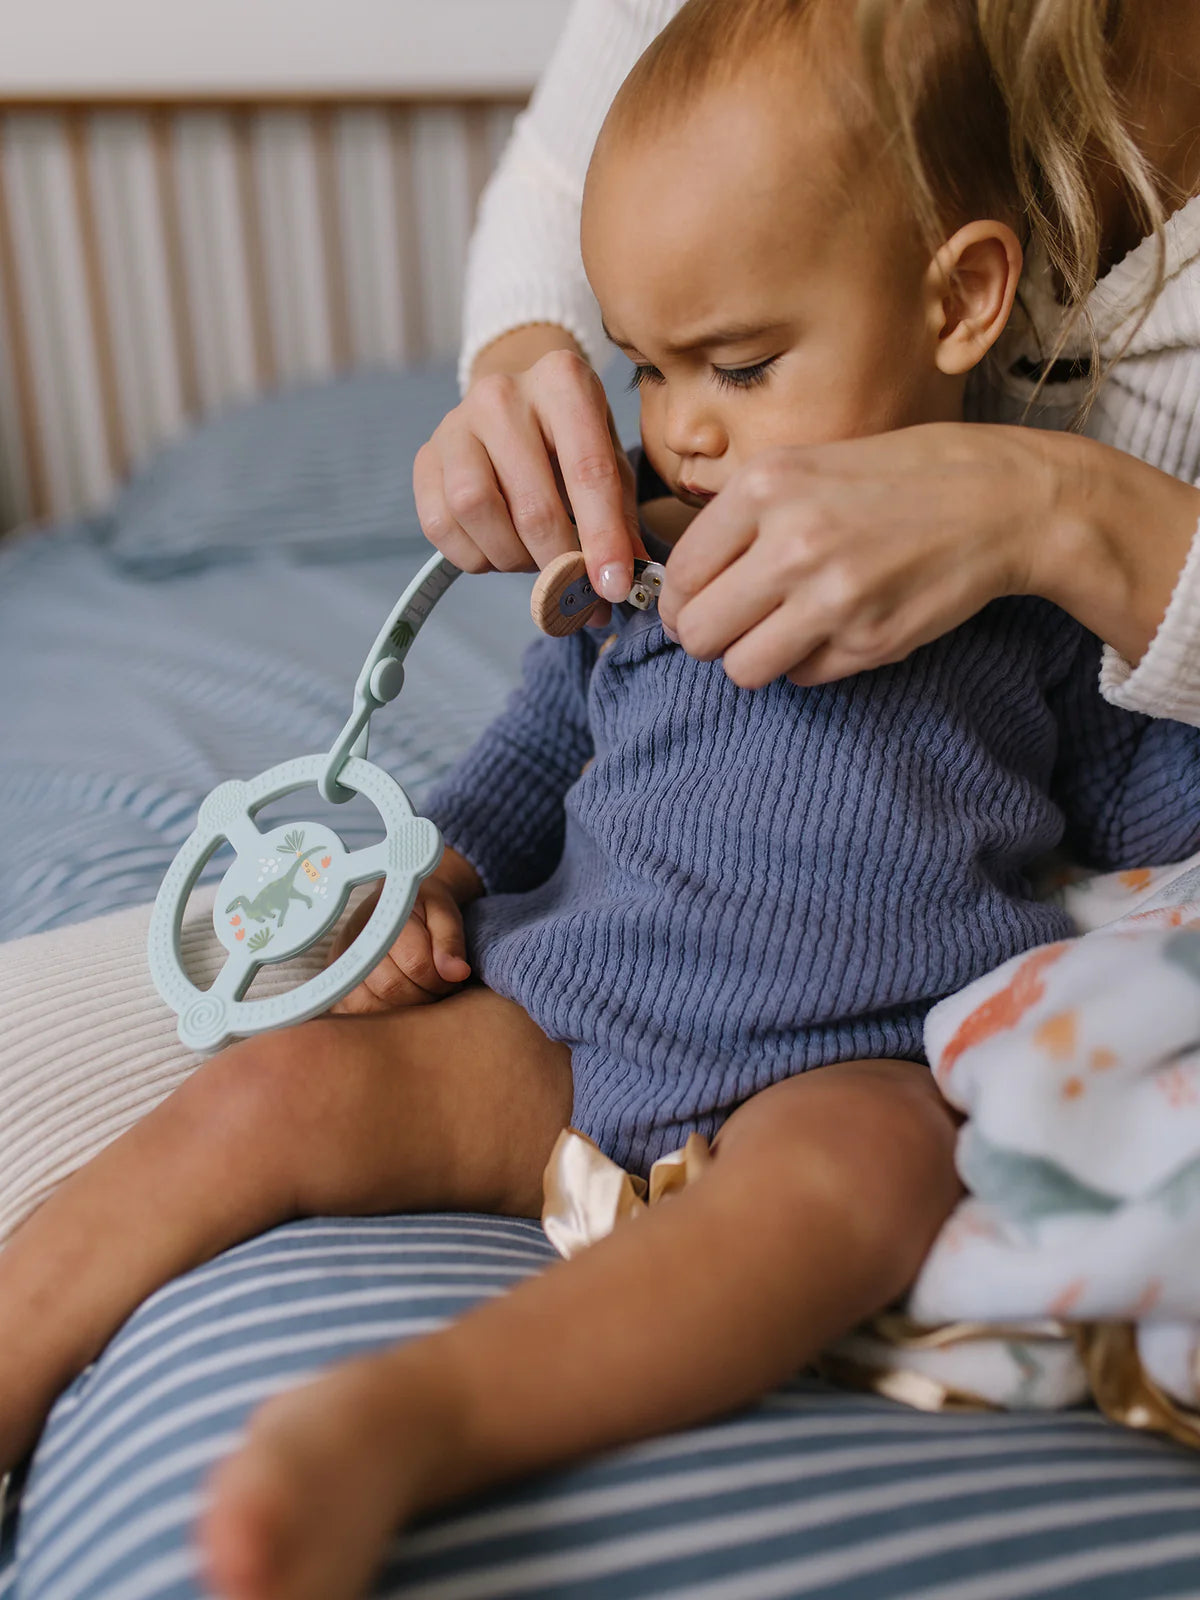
left=926, top=221, right=1023, bottom=376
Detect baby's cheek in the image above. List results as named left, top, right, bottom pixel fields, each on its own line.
left=636, top=391, right=668, bottom=453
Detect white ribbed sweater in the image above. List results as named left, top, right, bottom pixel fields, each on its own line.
left=460, top=0, right=1200, bottom=728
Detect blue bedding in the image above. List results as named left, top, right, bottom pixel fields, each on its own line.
left=3, top=367, right=1198, bottom=1600
left=0, top=371, right=551, bottom=942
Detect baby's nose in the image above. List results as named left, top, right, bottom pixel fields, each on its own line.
left=663, top=404, right=726, bottom=460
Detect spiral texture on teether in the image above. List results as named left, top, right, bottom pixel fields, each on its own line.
left=180, top=996, right=229, bottom=1053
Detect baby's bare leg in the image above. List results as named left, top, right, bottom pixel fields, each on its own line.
left=0, top=989, right=571, bottom=1473
left=202, top=1058, right=960, bottom=1600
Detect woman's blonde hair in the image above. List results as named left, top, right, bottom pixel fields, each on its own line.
left=858, top=0, right=1171, bottom=403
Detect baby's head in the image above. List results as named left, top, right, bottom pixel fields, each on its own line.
left=581, top=0, right=1023, bottom=506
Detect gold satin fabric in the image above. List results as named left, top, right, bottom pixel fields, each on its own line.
left=541, top=1127, right=711, bottom=1258
left=540, top=1127, right=1200, bottom=1448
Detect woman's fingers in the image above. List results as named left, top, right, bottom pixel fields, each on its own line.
left=484, top=398, right=579, bottom=569
left=670, top=546, right=786, bottom=664
left=533, top=351, right=640, bottom=595
left=413, top=440, right=484, bottom=573
left=440, top=430, right=533, bottom=574
left=658, top=470, right=762, bottom=635
left=659, top=430, right=1041, bottom=686
left=722, top=601, right=831, bottom=691
left=416, top=350, right=641, bottom=585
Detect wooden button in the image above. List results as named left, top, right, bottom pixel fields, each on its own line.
left=531, top=550, right=601, bottom=636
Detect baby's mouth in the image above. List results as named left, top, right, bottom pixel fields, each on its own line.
left=676, top=484, right=717, bottom=509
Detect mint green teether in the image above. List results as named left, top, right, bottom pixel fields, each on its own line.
left=149, top=553, right=460, bottom=1053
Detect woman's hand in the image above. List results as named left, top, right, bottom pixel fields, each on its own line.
left=328, top=850, right=483, bottom=1015
left=658, top=424, right=1052, bottom=689
left=414, top=343, right=643, bottom=604
left=659, top=422, right=1200, bottom=688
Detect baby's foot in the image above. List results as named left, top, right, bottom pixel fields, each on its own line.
left=201, top=1350, right=447, bottom=1600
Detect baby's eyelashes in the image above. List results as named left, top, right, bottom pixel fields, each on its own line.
left=626, top=356, right=782, bottom=392
left=712, top=356, right=780, bottom=390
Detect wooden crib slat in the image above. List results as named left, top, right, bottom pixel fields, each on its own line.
left=0, top=117, right=50, bottom=520
left=150, top=109, right=200, bottom=420
left=231, top=108, right=276, bottom=392
left=66, top=111, right=127, bottom=484
left=312, top=106, right=352, bottom=371
left=389, top=107, right=427, bottom=366
left=0, top=90, right=531, bottom=529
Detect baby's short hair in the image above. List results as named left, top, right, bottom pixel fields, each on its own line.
left=603, top=0, right=1017, bottom=244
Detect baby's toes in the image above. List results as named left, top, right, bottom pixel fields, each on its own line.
left=200, top=1373, right=408, bottom=1600
left=202, top=1443, right=303, bottom=1600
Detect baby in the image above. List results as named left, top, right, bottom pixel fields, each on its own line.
left=4, top=2, right=1200, bottom=1598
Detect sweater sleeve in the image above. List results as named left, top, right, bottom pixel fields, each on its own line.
left=1049, top=630, right=1200, bottom=870
left=1099, top=494, right=1200, bottom=728
left=458, top=0, right=682, bottom=392
left=421, top=630, right=598, bottom=894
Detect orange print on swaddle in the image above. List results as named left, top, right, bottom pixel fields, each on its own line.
left=937, top=943, right=1070, bottom=1085
left=1119, top=869, right=1154, bottom=893
left=1034, top=1010, right=1078, bottom=1061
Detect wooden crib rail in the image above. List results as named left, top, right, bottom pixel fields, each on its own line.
left=0, top=92, right=526, bottom=530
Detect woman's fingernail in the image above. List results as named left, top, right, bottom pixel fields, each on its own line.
left=662, top=623, right=679, bottom=643
left=597, top=563, right=630, bottom=602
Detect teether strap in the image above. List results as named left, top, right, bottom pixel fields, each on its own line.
left=319, top=553, right=460, bottom=804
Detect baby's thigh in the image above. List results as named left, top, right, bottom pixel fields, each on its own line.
left=244, top=987, right=573, bottom=1219
left=713, top=1059, right=961, bottom=1253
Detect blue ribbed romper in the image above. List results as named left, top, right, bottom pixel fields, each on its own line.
left=425, top=535, right=1200, bottom=1176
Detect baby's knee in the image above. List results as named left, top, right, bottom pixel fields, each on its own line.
left=716, top=1060, right=960, bottom=1249
left=192, top=1018, right=345, bottom=1146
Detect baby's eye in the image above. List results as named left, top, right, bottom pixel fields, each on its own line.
left=712, top=356, right=780, bottom=391
left=627, top=363, right=664, bottom=390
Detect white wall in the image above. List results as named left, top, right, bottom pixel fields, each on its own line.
left=0, top=0, right=570, bottom=96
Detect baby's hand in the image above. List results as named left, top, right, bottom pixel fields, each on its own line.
left=327, top=875, right=472, bottom=1015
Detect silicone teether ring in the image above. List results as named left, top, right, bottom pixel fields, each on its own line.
left=149, top=754, right=441, bottom=1053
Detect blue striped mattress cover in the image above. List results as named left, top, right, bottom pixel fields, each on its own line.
left=4, top=1217, right=1200, bottom=1600
left=3, top=369, right=1200, bottom=1598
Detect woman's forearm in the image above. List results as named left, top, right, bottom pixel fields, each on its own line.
left=1034, top=429, right=1200, bottom=666
left=469, top=324, right=584, bottom=385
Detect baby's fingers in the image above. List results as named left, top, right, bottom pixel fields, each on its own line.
left=383, top=905, right=464, bottom=1000
left=329, top=952, right=423, bottom=1014
left=328, top=883, right=382, bottom=965
left=423, top=888, right=472, bottom=985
